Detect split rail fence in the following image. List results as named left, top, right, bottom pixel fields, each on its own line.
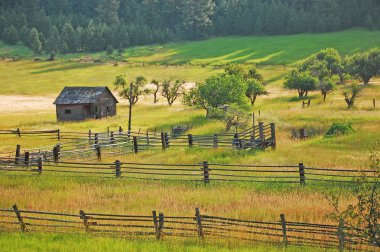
left=0, top=205, right=374, bottom=250
left=0, top=123, right=276, bottom=162
left=0, top=159, right=377, bottom=185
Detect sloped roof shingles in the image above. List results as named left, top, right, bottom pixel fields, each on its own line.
left=53, top=87, right=118, bottom=105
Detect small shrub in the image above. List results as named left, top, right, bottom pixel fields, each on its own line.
left=324, top=123, right=354, bottom=137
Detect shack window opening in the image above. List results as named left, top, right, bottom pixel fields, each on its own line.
left=65, top=109, right=71, bottom=114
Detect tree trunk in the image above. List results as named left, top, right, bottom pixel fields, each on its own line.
left=323, top=92, right=327, bottom=102
left=251, top=95, right=257, bottom=106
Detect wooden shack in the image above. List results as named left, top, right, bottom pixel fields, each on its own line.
left=53, top=87, right=118, bottom=121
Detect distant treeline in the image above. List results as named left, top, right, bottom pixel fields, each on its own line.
left=0, top=0, right=380, bottom=54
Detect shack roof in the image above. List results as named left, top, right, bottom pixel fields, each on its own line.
left=53, top=87, right=119, bottom=105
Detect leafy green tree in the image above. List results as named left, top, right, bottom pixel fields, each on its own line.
left=319, top=79, right=336, bottom=102
left=246, top=79, right=268, bottom=106
left=327, top=146, right=380, bottom=247
left=46, top=26, right=62, bottom=53
left=224, top=64, right=246, bottom=77
left=246, top=67, right=264, bottom=82
left=29, top=28, right=42, bottom=54
left=284, top=70, right=318, bottom=98
left=343, top=84, right=362, bottom=108
left=348, top=48, right=380, bottom=84
left=183, top=74, right=248, bottom=117
left=161, top=79, right=185, bottom=106
left=114, top=75, right=150, bottom=104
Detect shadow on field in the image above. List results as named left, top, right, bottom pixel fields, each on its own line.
left=30, top=63, right=96, bottom=74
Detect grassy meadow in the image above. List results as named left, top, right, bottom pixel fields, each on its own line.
left=0, top=30, right=380, bottom=251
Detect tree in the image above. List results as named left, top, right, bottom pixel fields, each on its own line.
left=246, top=67, right=264, bottom=82
left=327, top=146, right=380, bottom=247
left=224, top=64, right=245, bottom=77
left=61, top=22, right=76, bottom=52
left=106, top=45, right=113, bottom=55
left=283, top=70, right=318, bottom=98
left=161, top=79, right=185, bottom=106
left=183, top=74, right=248, bottom=117
left=151, top=79, right=161, bottom=104
left=224, top=105, right=250, bottom=132
left=246, top=79, right=268, bottom=106
left=319, top=79, right=336, bottom=102
left=29, top=28, right=42, bottom=54
left=343, top=84, right=362, bottom=108
left=2, top=25, right=19, bottom=44
left=46, top=26, right=62, bottom=53
left=348, top=48, right=380, bottom=84
left=114, top=75, right=150, bottom=104
left=96, top=0, right=120, bottom=24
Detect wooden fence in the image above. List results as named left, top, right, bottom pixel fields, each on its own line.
left=0, top=123, right=276, bottom=162
left=0, top=159, right=377, bottom=185
left=0, top=205, right=374, bottom=250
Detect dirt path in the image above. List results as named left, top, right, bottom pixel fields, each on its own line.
left=0, top=95, right=55, bottom=112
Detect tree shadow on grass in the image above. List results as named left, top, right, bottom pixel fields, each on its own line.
left=30, top=63, right=96, bottom=74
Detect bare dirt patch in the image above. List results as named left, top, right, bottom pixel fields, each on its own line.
left=0, top=95, right=55, bottom=112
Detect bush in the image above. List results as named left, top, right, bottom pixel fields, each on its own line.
left=324, top=123, right=354, bottom=137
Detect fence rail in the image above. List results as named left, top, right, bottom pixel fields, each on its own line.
left=0, top=205, right=374, bottom=250
left=0, top=123, right=276, bottom=162
left=0, top=159, right=377, bottom=185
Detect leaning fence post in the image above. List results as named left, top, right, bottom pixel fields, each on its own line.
left=17, top=128, right=21, bottom=137
left=161, top=132, right=166, bottom=150
left=13, top=204, right=26, bottom=232
left=270, top=123, right=276, bottom=150
left=299, top=163, right=306, bottom=186
left=195, top=208, right=204, bottom=240
left=115, top=160, right=121, bottom=177
left=24, top=151, right=30, bottom=166
left=156, top=213, right=164, bottom=240
left=79, top=210, right=90, bottom=232
left=202, top=161, right=210, bottom=183
left=213, top=134, right=218, bottom=148
left=338, top=219, right=345, bottom=251
left=188, top=134, right=193, bottom=147
left=280, top=214, right=288, bottom=247
left=133, top=136, right=138, bottom=153
left=15, top=144, right=21, bottom=164
left=37, top=156, right=42, bottom=174
left=152, top=210, right=158, bottom=234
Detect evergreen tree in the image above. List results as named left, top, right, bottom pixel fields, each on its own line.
left=2, top=25, right=19, bottom=44
left=46, top=26, right=62, bottom=53
left=29, top=28, right=42, bottom=54
left=61, top=22, right=76, bottom=52
left=96, top=0, right=120, bottom=24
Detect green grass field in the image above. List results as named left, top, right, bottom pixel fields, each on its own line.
left=0, top=29, right=380, bottom=251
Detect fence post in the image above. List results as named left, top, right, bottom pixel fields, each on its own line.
left=156, top=213, right=164, bottom=240
left=152, top=210, right=158, bottom=234
left=299, top=163, right=306, bottom=186
left=37, top=156, right=42, bottom=174
left=202, top=161, right=210, bottom=183
left=79, top=210, right=90, bottom=232
left=270, top=123, right=276, bottom=150
left=308, top=99, right=311, bottom=107
left=258, top=122, right=265, bottom=150
left=299, top=128, right=306, bottom=140
left=24, top=151, right=30, bottom=166
left=233, top=133, right=240, bottom=149
left=161, top=132, right=166, bottom=150
left=164, top=133, right=170, bottom=148
left=213, top=134, right=218, bottom=148
left=373, top=99, right=376, bottom=110
left=115, top=160, right=121, bottom=177
left=15, top=144, right=21, bottom=164
left=188, top=134, right=193, bottom=147
left=195, top=208, right=204, bottom=240
left=110, top=131, right=115, bottom=144
left=16, top=128, right=21, bottom=137
left=338, top=219, right=345, bottom=251
left=53, top=144, right=60, bottom=163
left=57, top=129, right=61, bottom=141
left=119, top=126, right=123, bottom=133
left=88, top=129, right=92, bottom=143
left=96, top=145, right=101, bottom=161
left=280, top=214, right=288, bottom=247
left=13, top=204, right=26, bottom=232
left=94, top=133, right=99, bottom=146
left=133, top=136, right=138, bottom=153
